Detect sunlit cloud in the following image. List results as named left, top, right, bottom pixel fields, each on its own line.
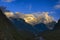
left=4, top=11, right=54, bottom=25
left=4, top=12, right=14, bottom=17
left=32, top=12, right=53, bottom=24
left=1, top=0, right=15, bottom=2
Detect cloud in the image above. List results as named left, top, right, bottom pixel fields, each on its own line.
left=54, top=0, right=60, bottom=9
left=1, top=0, right=15, bottom=2
left=32, top=12, right=53, bottom=23
left=54, top=4, right=60, bottom=9
left=4, top=11, right=54, bottom=25
left=4, top=12, right=14, bottom=17
left=22, top=12, right=53, bottom=24
left=57, top=0, right=60, bottom=3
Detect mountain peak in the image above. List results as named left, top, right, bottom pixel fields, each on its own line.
left=4, top=12, right=54, bottom=25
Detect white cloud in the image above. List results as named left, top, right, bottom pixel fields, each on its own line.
left=54, top=0, right=60, bottom=9
left=4, top=12, right=14, bottom=17
left=1, top=0, right=15, bottom=2
left=54, top=4, right=60, bottom=9
left=4, top=11, right=54, bottom=26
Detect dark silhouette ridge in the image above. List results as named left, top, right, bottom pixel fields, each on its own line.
left=34, top=23, right=48, bottom=34
left=10, top=17, right=36, bottom=39
left=0, top=9, right=35, bottom=40
left=0, top=9, right=24, bottom=40
left=10, top=18, right=50, bottom=40
left=54, top=19, right=60, bottom=30
left=0, top=6, right=10, bottom=12
left=10, top=17, right=50, bottom=38
left=10, top=17, right=37, bottom=34
left=46, top=21, right=56, bottom=30
left=58, top=19, right=60, bottom=23
left=39, top=19, right=60, bottom=40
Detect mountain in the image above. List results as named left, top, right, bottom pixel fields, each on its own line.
left=8, top=13, right=54, bottom=35
left=34, top=23, right=49, bottom=34
left=9, top=17, right=36, bottom=40
left=5, top=12, right=55, bottom=28
left=9, top=17, right=37, bottom=34
left=46, top=21, right=56, bottom=30
left=0, top=9, right=23, bottom=40
left=24, top=14, right=38, bottom=25
left=5, top=12, right=56, bottom=30
left=4, top=12, right=54, bottom=25
left=54, top=19, right=60, bottom=30
left=9, top=17, right=50, bottom=35
left=38, top=19, right=60, bottom=40
left=0, top=9, right=35, bottom=40
left=4, top=11, right=56, bottom=38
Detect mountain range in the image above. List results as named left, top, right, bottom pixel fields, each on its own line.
left=0, top=9, right=35, bottom=40
left=39, top=19, right=60, bottom=40
left=0, top=8, right=60, bottom=40
left=5, top=11, right=56, bottom=29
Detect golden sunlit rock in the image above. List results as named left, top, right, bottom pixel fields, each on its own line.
left=4, top=12, right=53, bottom=25
left=24, top=14, right=38, bottom=25
left=4, top=12, right=14, bottom=17
left=37, top=13, right=53, bottom=24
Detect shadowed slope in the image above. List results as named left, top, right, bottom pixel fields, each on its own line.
left=40, top=19, right=60, bottom=40
left=0, top=9, right=23, bottom=40
left=9, top=17, right=35, bottom=40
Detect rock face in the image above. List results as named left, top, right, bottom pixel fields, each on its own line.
left=4, top=12, right=54, bottom=26
left=34, top=23, right=48, bottom=34
left=24, top=14, right=38, bottom=25
left=37, top=13, right=53, bottom=24
left=40, top=30, right=60, bottom=40
left=40, top=19, right=60, bottom=40
left=10, top=17, right=35, bottom=39
left=0, top=9, right=35, bottom=40
left=0, top=9, right=23, bottom=40
left=54, top=19, right=60, bottom=30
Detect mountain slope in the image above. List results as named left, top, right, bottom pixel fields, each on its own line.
left=10, top=17, right=37, bottom=34
left=0, top=9, right=24, bottom=40
left=40, top=19, right=60, bottom=40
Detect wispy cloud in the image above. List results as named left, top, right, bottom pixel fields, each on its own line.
left=54, top=0, right=60, bottom=9
left=1, top=0, right=15, bottom=2
left=54, top=4, right=60, bottom=9
left=57, top=0, right=60, bottom=3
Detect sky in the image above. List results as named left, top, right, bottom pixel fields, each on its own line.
left=0, top=0, right=60, bottom=21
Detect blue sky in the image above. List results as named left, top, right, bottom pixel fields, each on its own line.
left=0, top=0, right=60, bottom=21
